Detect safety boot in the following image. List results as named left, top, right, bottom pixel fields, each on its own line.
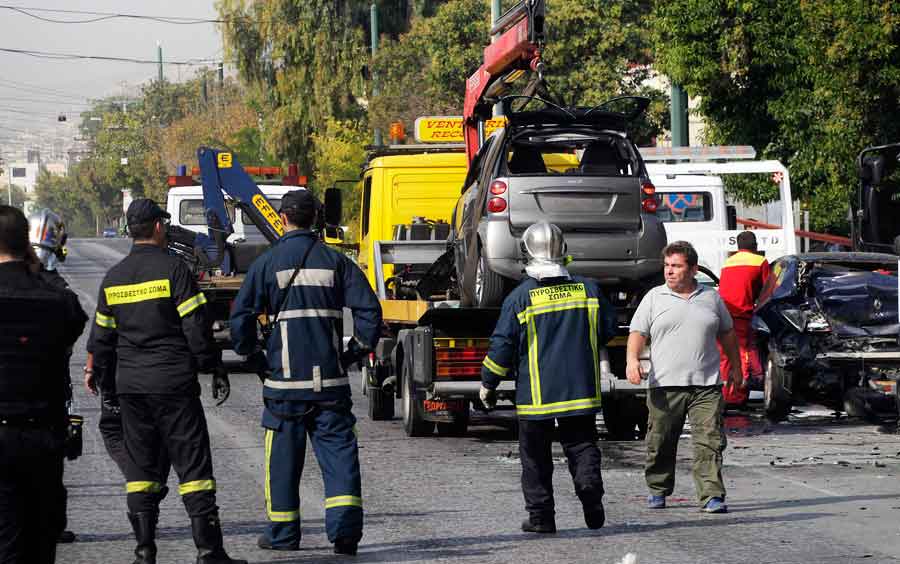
left=190, top=512, right=247, bottom=564
left=127, top=512, right=158, bottom=564
left=521, top=515, right=556, bottom=534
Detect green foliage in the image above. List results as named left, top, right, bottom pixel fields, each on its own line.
left=652, top=0, right=900, bottom=231
left=370, top=0, right=668, bottom=143
left=218, top=0, right=369, bottom=167
left=309, top=118, right=369, bottom=239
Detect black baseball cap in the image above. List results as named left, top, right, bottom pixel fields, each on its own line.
left=126, top=198, right=170, bottom=226
left=278, top=189, right=319, bottom=214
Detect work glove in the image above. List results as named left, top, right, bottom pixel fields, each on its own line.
left=247, top=349, right=271, bottom=384
left=479, top=385, right=497, bottom=411
left=101, top=394, right=121, bottom=416
left=340, top=336, right=371, bottom=371
left=211, top=364, right=231, bottom=406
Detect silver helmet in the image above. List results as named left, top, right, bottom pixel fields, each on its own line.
left=522, top=221, right=566, bottom=262
left=28, top=208, right=66, bottom=270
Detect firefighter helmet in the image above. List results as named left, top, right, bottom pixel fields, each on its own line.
left=522, top=221, right=566, bottom=262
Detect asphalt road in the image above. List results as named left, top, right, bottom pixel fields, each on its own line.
left=57, top=238, right=900, bottom=564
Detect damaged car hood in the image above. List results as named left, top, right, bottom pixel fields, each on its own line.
left=812, top=266, right=899, bottom=337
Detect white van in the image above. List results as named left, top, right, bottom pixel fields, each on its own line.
left=166, top=185, right=295, bottom=244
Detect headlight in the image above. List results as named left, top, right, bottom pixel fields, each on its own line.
left=780, top=308, right=807, bottom=332
left=805, top=310, right=831, bottom=332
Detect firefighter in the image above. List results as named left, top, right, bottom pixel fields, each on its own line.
left=0, top=205, right=87, bottom=563
left=88, top=199, right=246, bottom=564
left=230, top=190, right=382, bottom=555
left=28, top=208, right=80, bottom=544
left=479, top=221, right=616, bottom=533
left=717, top=231, right=770, bottom=407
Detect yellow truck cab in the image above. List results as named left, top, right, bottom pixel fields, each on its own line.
left=357, top=146, right=468, bottom=289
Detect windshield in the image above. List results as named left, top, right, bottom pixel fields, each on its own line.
left=656, top=192, right=713, bottom=223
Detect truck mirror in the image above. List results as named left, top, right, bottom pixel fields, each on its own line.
left=860, top=155, right=885, bottom=185
left=726, top=205, right=737, bottom=231
left=324, top=187, right=342, bottom=227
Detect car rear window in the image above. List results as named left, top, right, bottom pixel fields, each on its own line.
left=656, top=192, right=713, bottom=223
left=505, top=134, right=639, bottom=177
left=178, top=199, right=237, bottom=226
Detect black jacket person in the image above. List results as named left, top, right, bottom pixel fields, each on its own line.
left=88, top=198, right=246, bottom=564
left=0, top=205, right=86, bottom=564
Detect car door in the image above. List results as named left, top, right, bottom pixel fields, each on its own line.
left=452, top=135, right=497, bottom=291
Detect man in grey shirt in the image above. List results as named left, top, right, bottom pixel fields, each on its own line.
left=626, top=241, right=742, bottom=513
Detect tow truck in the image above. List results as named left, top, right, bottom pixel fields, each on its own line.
left=325, top=0, right=666, bottom=438
left=165, top=147, right=308, bottom=350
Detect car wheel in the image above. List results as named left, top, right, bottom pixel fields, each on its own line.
left=474, top=248, right=506, bottom=307
left=402, top=360, right=434, bottom=437
left=764, top=352, right=793, bottom=421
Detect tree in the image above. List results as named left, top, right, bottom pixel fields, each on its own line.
left=218, top=0, right=369, bottom=167
left=370, top=0, right=668, bottom=144
left=310, top=118, right=369, bottom=239
left=652, top=1, right=900, bottom=230
left=0, top=184, right=27, bottom=209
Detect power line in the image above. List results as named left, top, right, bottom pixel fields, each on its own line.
left=0, top=5, right=221, bottom=25
left=0, top=96, right=91, bottom=106
left=0, top=47, right=222, bottom=66
left=0, top=78, right=94, bottom=101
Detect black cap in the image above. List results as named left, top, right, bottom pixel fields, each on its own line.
left=126, top=198, right=170, bottom=226
left=278, top=189, right=318, bottom=214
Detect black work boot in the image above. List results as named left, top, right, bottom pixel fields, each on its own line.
left=190, top=513, right=247, bottom=564
left=521, top=514, right=556, bottom=534
left=128, top=512, right=158, bottom=564
left=584, top=500, right=605, bottom=530
left=334, top=538, right=359, bottom=556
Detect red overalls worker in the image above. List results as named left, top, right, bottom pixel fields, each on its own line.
left=718, top=231, right=770, bottom=406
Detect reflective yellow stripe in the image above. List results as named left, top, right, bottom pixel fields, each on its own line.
left=517, top=298, right=599, bottom=324
left=588, top=306, right=601, bottom=400
left=269, top=509, right=300, bottom=522
left=517, top=397, right=602, bottom=416
left=126, top=481, right=161, bottom=493
left=482, top=356, right=509, bottom=377
left=527, top=315, right=540, bottom=406
left=528, top=282, right=586, bottom=305
left=95, top=311, right=117, bottom=329
left=177, top=292, right=208, bottom=317
left=325, top=495, right=362, bottom=509
left=104, top=279, right=171, bottom=305
left=178, top=479, right=216, bottom=495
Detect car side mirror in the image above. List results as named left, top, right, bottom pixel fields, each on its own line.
left=726, top=205, right=737, bottom=231
left=324, top=187, right=342, bottom=227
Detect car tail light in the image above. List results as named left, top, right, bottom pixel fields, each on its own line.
left=641, top=197, right=658, bottom=213
left=641, top=181, right=656, bottom=195
left=487, top=197, right=507, bottom=213
left=490, top=180, right=508, bottom=195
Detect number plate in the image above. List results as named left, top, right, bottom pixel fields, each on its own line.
left=423, top=399, right=465, bottom=413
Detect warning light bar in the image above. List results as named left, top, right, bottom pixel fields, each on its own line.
left=169, top=163, right=307, bottom=188
left=639, top=145, right=757, bottom=162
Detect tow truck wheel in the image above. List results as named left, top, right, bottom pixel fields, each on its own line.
left=436, top=404, right=470, bottom=436
left=402, top=362, right=434, bottom=437
left=367, top=361, right=395, bottom=421
left=764, top=352, right=793, bottom=421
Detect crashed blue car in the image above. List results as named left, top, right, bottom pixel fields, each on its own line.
left=753, top=253, right=899, bottom=421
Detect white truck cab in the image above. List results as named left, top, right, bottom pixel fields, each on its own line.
left=641, top=146, right=798, bottom=278
left=166, top=185, right=295, bottom=244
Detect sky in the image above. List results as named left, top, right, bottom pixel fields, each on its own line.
left=0, top=1, right=222, bottom=160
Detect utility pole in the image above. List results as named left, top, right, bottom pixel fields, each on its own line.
left=670, top=83, right=689, bottom=147
left=157, top=40, right=164, bottom=83
left=371, top=2, right=382, bottom=146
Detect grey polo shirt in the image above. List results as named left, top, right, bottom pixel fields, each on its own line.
left=629, top=282, right=734, bottom=388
